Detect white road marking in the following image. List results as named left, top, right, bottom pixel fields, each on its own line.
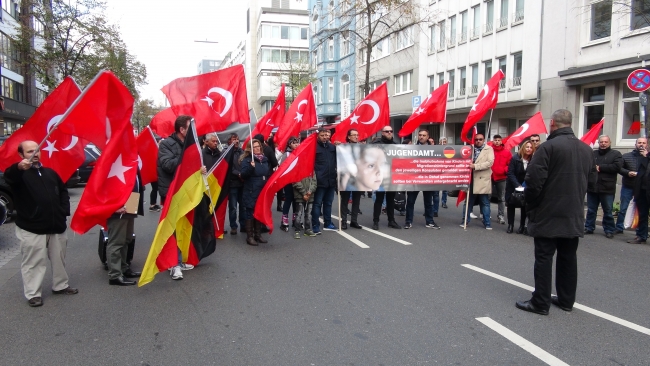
left=476, top=317, right=570, bottom=366
left=331, top=215, right=412, bottom=245
left=463, top=264, right=650, bottom=336
left=319, top=218, right=369, bottom=248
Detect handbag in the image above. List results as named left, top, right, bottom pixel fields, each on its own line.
left=509, top=191, right=526, bottom=208
left=624, top=199, right=639, bottom=229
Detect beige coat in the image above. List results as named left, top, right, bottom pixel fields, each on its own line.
left=472, top=144, right=495, bottom=194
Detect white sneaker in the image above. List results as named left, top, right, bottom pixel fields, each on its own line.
left=170, top=266, right=183, bottom=280
left=470, top=213, right=478, bottom=219
left=179, top=263, right=194, bottom=271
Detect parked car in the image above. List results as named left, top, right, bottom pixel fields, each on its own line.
left=79, top=144, right=101, bottom=183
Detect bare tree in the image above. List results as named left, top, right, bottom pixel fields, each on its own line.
left=270, top=55, right=317, bottom=105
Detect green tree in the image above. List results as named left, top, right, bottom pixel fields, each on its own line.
left=15, top=0, right=147, bottom=98
left=131, top=98, right=160, bottom=131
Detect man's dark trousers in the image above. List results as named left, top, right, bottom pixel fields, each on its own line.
left=340, top=191, right=362, bottom=223
left=530, top=237, right=579, bottom=311
left=373, top=191, right=396, bottom=223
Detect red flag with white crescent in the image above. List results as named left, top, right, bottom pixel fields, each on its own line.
left=461, top=70, right=505, bottom=143
left=330, top=83, right=390, bottom=144
left=274, top=83, right=317, bottom=152
left=398, top=83, right=448, bottom=138
left=580, top=118, right=604, bottom=148
left=502, top=112, right=548, bottom=151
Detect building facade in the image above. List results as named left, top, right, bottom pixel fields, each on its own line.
left=197, top=59, right=222, bottom=75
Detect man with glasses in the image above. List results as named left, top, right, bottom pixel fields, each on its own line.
left=372, top=127, right=401, bottom=230
left=404, top=129, right=440, bottom=229
left=461, top=133, right=495, bottom=229
left=529, top=134, right=541, bottom=147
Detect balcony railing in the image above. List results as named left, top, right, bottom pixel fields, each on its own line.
left=470, top=26, right=480, bottom=39
left=470, top=85, right=479, bottom=94
left=439, top=35, right=446, bottom=50
left=499, top=79, right=506, bottom=90
left=447, top=34, right=456, bottom=47
left=448, top=89, right=455, bottom=98
left=512, top=76, right=522, bottom=88
left=496, top=17, right=508, bottom=30
left=458, top=88, right=466, bottom=97
left=483, top=22, right=494, bottom=35
left=513, top=9, right=524, bottom=23
left=459, top=30, right=467, bottom=43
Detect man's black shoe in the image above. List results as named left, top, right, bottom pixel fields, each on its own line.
left=109, top=276, right=136, bottom=286
left=372, top=222, right=379, bottom=230
left=123, top=270, right=141, bottom=278
left=551, top=295, right=572, bottom=312
left=627, top=237, right=647, bottom=244
left=515, top=300, right=549, bottom=315
left=584, top=229, right=594, bottom=234
left=605, top=232, right=614, bottom=239
left=28, top=297, right=43, bottom=307
left=350, top=222, right=362, bottom=229
left=341, top=221, right=348, bottom=230
left=388, top=221, right=401, bottom=229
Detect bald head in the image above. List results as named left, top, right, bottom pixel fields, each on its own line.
left=18, top=140, right=40, bottom=163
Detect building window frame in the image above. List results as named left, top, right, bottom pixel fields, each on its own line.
left=394, top=71, right=413, bottom=95
left=579, top=83, right=606, bottom=138
left=511, top=52, right=522, bottom=89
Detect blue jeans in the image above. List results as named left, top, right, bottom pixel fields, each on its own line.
left=432, top=191, right=440, bottom=214
left=585, top=192, right=615, bottom=234
left=228, top=186, right=245, bottom=229
left=441, top=190, right=448, bottom=205
left=406, top=191, right=435, bottom=225
left=463, top=193, right=491, bottom=227
left=615, top=186, right=634, bottom=232
left=312, top=186, right=335, bottom=229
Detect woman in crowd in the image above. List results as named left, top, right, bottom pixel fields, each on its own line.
left=506, top=139, right=536, bottom=234
left=240, top=139, right=270, bottom=246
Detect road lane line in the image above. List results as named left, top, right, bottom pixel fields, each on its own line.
left=331, top=215, right=412, bottom=245
left=476, top=317, right=570, bottom=366
left=463, top=264, right=650, bottom=336
left=318, top=218, right=369, bottom=248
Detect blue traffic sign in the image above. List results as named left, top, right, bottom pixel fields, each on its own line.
left=412, top=96, right=422, bottom=108
left=627, top=69, right=650, bottom=92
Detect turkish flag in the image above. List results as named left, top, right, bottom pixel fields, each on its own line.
left=456, top=190, right=467, bottom=207
left=331, top=83, right=390, bottom=144
left=502, top=112, right=548, bottom=151
left=161, top=65, right=250, bottom=135
left=0, top=77, right=83, bottom=182
left=254, top=133, right=317, bottom=231
left=149, top=108, right=176, bottom=138
left=70, top=117, right=138, bottom=234
left=581, top=118, right=604, bottom=148
left=56, top=71, right=135, bottom=151
left=398, top=83, right=448, bottom=138
left=245, top=84, right=286, bottom=147
left=137, top=126, right=159, bottom=186
left=274, top=83, right=317, bottom=152
left=628, top=121, right=641, bottom=135
left=461, top=70, right=505, bottom=143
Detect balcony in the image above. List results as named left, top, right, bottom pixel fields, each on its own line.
left=496, top=18, right=508, bottom=31
left=448, top=89, right=455, bottom=98
left=459, top=30, right=467, bottom=44
left=499, top=79, right=506, bottom=90
left=470, top=85, right=479, bottom=95
left=470, top=27, right=480, bottom=40
left=512, top=9, right=524, bottom=24
left=458, top=88, right=466, bottom=97
left=511, top=76, right=522, bottom=88
left=447, top=34, right=456, bottom=48
left=483, top=22, right=494, bottom=35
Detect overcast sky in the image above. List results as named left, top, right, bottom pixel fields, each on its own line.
left=106, top=1, right=250, bottom=106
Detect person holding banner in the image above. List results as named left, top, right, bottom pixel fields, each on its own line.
left=372, top=127, right=401, bottom=231
left=404, top=129, right=440, bottom=230
left=439, top=137, right=449, bottom=209
left=461, top=134, right=495, bottom=230
left=338, top=129, right=363, bottom=230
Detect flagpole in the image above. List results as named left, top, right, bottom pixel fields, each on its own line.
left=485, top=109, right=494, bottom=140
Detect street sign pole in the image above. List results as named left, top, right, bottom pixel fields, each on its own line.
left=641, top=91, right=648, bottom=138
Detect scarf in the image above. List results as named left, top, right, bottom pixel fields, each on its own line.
left=253, top=153, right=265, bottom=161
left=473, top=145, right=485, bottom=163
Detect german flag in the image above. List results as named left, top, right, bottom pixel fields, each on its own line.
left=443, top=146, right=456, bottom=158
left=139, top=121, right=206, bottom=286
left=206, top=144, right=234, bottom=239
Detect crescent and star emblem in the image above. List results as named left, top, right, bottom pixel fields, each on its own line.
left=201, top=87, right=233, bottom=117
left=471, top=85, right=490, bottom=112
left=43, top=114, right=80, bottom=157
left=350, top=100, right=380, bottom=125
left=280, top=158, right=299, bottom=178
left=513, top=123, right=530, bottom=137
left=294, top=99, right=308, bottom=123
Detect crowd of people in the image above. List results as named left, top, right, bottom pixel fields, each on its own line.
left=6, top=108, right=646, bottom=314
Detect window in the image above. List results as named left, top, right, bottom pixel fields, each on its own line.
left=395, top=26, right=413, bottom=51
left=2, top=0, right=19, bottom=18
left=341, top=75, right=350, bottom=99
left=429, top=75, right=436, bottom=93
left=35, top=89, right=47, bottom=106
left=281, top=26, right=289, bottom=39
left=448, top=70, right=455, bottom=98
left=0, top=32, right=21, bottom=73
left=514, top=0, right=525, bottom=22
left=328, top=77, right=334, bottom=102
left=328, top=38, right=334, bottom=60
left=472, top=5, right=481, bottom=39
left=272, top=25, right=280, bottom=38
left=631, top=0, right=650, bottom=30
left=373, top=37, right=390, bottom=60
left=289, top=26, right=300, bottom=40
left=394, top=72, right=412, bottom=94
left=301, top=27, right=308, bottom=39
left=449, top=16, right=457, bottom=45
left=498, top=0, right=509, bottom=28
left=471, top=64, right=479, bottom=94
left=438, top=73, right=445, bottom=88
left=312, top=50, right=318, bottom=68
left=591, top=1, right=612, bottom=41
left=621, top=84, right=642, bottom=139
left=439, top=20, right=446, bottom=49
left=497, top=57, right=507, bottom=89
left=484, top=60, right=493, bottom=84
left=512, top=52, right=522, bottom=87
left=582, top=86, right=605, bottom=134
left=486, top=1, right=494, bottom=33
left=313, top=83, right=319, bottom=105
left=1, top=76, right=24, bottom=102
left=318, top=80, right=323, bottom=103
left=340, top=32, right=349, bottom=56
left=328, top=0, right=334, bottom=24
left=459, top=67, right=467, bottom=96
left=460, top=11, right=468, bottom=42
left=429, top=26, right=436, bottom=51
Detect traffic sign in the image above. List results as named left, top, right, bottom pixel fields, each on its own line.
left=412, top=96, right=422, bottom=108
left=627, top=69, right=650, bottom=92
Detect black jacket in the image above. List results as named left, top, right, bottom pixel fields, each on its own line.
left=620, top=150, right=643, bottom=188
left=315, top=139, right=337, bottom=188
left=240, top=154, right=270, bottom=209
left=202, top=146, right=221, bottom=171
left=157, top=134, right=184, bottom=198
left=590, top=147, right=623, bottom=194
left=524, top=127, right=597, bottom=238
left=505, top=154, right=527, bottom=203
left=229, top=146, right=244, bottom=188
left=5, top=163, right=70, bottom=234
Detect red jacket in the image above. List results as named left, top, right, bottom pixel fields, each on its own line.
left=491, top=144, right=512, bottom=181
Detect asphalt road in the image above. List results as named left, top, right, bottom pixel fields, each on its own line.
left=0, top=187, right=648, bottom=365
